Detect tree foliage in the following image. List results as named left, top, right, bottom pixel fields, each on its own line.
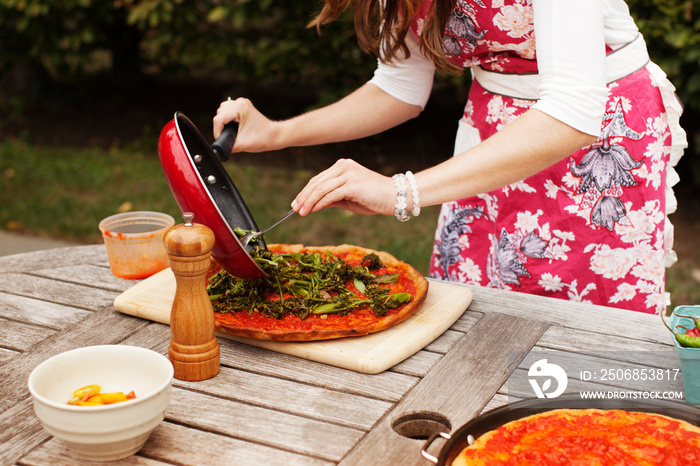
left=1, top=0, right=698, bottom=135
left=2, top=0, right=698, bottom=103
left=626, top=0, right=700, bottom=111
left=0, top=0, right=374, bottom=101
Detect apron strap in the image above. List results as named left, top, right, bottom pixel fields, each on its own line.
left=472, top=34, right=650, bottom=100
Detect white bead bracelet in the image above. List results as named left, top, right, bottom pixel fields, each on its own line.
left=405, top=171, right=421, bottom=217
left=392, top=171, right=421, bottom=222
left=391, top=174, right=410, bottom=222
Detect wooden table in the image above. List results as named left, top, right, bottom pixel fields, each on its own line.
left=0, top=245, right=686, bottom=465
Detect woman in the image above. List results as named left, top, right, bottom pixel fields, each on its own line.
left=213, top=0, right=686, bottom=314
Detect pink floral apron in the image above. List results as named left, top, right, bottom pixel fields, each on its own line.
left=411, top=0, right=686, bottom=314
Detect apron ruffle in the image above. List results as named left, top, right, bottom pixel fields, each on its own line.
left=645, top=61, right=688, bottom=270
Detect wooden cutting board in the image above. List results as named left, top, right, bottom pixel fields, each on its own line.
left=114, top=268, right=472, bottom=374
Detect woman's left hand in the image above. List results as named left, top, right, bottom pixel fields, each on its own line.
left=213, top=97, right=281, bottom=153
left=292, top=159, right=395, bottom=217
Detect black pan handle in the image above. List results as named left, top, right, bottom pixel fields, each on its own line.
left=211, top=121, right=238, bottom=162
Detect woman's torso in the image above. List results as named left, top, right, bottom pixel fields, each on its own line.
left=417, top=0, right=677, bottom=314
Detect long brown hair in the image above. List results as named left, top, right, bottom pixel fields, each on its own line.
left=308, top=0, right=462, bottom=75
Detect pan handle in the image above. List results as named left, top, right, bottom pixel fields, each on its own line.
left=211, top=121, right=238, bottom=162
left=420, top=431, right=451, bottom=464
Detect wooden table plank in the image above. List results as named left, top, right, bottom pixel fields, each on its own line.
left=120, top=317, right=421, bottom=406
left=392, top=313, right=548, bottom=424
left=167, top=387, right=365, bottom=462
left=449, top=310, right=482, bottom=333
left=539, top=324, right=675, bottom=358
left=0, top=399, right=50, bottom=466
left=18, top=438, right=170, bottom=466
left=423, top=329, right=465, bottom=354
left=0, top=291, right=91, bottom=330
left=0, top=347, right=18, bottom=365
left=0, top=245, right=106, bottom=274
left=481, top=393, right=510, bottom=414
left=217, top=339, right=419, bottom=403
left=31, top=264, right=136, bottom=292
left=390, top=350, right=443, bottom=378
left=339, top=312, right=549, bottom=465
left=18, top=421, right=335, bottom=466
left=387, top=312, right=483, bottom=379
left=173, top=366, right=393, bottom=430
left=141, top=422, right=334, bottom=466
left=464, top=283, right=667, bottom=344
left=117, top=321, right=171, bottom=351
left=0, top=273, right=117, bottom=311
left=0, top=317, right=56, bottom=352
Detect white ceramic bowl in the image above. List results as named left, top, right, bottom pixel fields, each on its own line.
left=28, top=345, right=174, bottom=462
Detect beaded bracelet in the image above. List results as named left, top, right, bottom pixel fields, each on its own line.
left=392, top=172, right=421, bottom=222
left=391, top=174, right=410, bottom=222
left=405, top=171, right=421, bottom=217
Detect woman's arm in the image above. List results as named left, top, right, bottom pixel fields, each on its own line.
left=292, top=108, right=596, bottom=216
left=274, top=83, right=423, bottom=147
left=417, top=108, right=596, bottom=206
left=213, top=83, right=421, bottom=153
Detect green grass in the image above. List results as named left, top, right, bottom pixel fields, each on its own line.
left=0, top=139, right=182, bottom=242
left=0, top=138, right=438, bottom=275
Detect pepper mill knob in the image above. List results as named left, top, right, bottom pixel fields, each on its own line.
left=183, top=212, right=194, bottom=226
left=163, top=212, right=220, bottom=381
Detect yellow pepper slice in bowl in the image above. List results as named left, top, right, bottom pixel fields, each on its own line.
left=67, top=385, right=136, bottom=406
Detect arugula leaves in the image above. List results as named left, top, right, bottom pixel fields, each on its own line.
left=207, top=247, right=412, bottom=319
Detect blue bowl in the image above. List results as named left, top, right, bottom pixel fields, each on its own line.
left=670, top=305, right=700, bottom=404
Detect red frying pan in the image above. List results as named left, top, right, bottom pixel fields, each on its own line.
left=157, top=112, right=265, bottom=279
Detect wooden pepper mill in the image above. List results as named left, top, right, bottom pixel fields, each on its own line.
left=164, top=212, right=220, bottom=381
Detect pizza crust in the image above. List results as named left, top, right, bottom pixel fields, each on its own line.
left=212, top=244, right=429, bottom=342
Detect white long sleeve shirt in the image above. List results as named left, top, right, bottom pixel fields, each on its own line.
left=368, top=0, right=640, bottom=137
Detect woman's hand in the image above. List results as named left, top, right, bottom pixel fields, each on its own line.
left=212, top=97, right=281, bottom=153
left=292, top=159, right=396, bottom=217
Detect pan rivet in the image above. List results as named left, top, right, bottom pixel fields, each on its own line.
left=193, top=154, right=202, bottom=163
left=206, top=175, right=216, bottom=185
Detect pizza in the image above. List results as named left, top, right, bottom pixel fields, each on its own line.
left=452, top=408, right=700, bottom=465
left=206, top=244, right=429, bottom=341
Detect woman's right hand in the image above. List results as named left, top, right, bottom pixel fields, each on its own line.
left=212, top=97, right=281, bottom=153
left=292, top=159, right=396, bottom=217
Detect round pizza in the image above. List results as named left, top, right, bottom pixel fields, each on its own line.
left=206, top=244, right=429, bottom=341
left=452, top=408, right=700, bottom=465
